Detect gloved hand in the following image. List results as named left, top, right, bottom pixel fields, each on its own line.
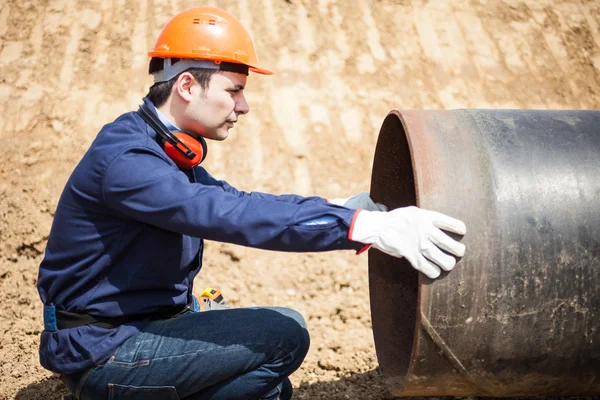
left=350, top=206, right=466, bottom=279
left=329, top=192, right=388, bottom=211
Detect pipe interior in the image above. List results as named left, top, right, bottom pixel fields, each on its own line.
left=369, top=111, right=419, bottom=389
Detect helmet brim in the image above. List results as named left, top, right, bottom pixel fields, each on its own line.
left=249, top=66, right=273, bottom=75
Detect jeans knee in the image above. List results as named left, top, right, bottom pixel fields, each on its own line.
left=270, top=308, right=310, bottom=367
left=271, top=307, right=307, bottom=330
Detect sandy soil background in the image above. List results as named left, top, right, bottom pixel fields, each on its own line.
left=1, top=0, right=599, bottom=399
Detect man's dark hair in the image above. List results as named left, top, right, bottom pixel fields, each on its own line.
left=146, top=58, right=218, bottom=107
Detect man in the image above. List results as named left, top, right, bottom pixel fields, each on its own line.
left=37, top=7, right=466, bottom=400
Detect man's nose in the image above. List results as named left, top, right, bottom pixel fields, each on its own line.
left=236, top=94, right=250, bottom=115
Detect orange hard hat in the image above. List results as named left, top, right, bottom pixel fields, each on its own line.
left=149, top=7, right=272, bottom=75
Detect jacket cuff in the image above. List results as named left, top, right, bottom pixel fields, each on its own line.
left=356, top=244, right=371, bottom=255
left=348, top=209, right=371, bottom=255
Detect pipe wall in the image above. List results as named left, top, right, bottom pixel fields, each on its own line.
left=368, top=110, right=600, bottom=396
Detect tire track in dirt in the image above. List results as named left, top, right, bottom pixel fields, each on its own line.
left=412, top=1, right=463, bottom=108
left=547, top=2, right=600, bottom=108
left=455, top=5, right=522, bottom=108
left=273, top=0, right=315, bottom=194
left=527, top=4, right=582, bottom=107
left=262, top=0, right=282, bottom=43
left=78, top=3, right=110, bottom=128
left=1, top=2, right=44, bottom=136
left=58, top=2, right=79, bottom=89
left=388, top=1, right=447, bottom=108
left=360, top=0, right=387, bottom=63
left=472, top=0, right=543, bottom=108
left=321, top=0, right=375, bottom=143
left=130, top=0, right=149, bottom=74
left=0, top=3, right=10, bottom=39
left=579, top=2, right=600, bottom=54
left=432, top=2, right=490, bottom=108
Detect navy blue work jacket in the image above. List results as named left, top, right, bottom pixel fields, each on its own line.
left=37, top=97, right=362, bottom=374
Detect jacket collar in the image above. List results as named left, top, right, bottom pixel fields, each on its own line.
left=141, top=97, right=182, bottom=132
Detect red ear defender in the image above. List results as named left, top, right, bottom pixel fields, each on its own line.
left=137, top=105, right=208, bottom=169
left=164, top=132, right=208, bottom=169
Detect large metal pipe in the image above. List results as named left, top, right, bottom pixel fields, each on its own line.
left=368, top=109, right=600, bottom=396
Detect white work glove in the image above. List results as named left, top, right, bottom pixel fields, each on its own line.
left=329, top=192, right=388, bottom=212
left=350, top=206, right=466, bottom=279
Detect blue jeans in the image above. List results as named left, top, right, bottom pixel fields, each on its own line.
left=62, top=307, right=309, bottom=400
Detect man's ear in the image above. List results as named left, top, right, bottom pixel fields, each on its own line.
left=174, top=72, right=195, bottom=103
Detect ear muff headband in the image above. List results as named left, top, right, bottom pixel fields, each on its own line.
left=137, top=104, right=208, bottom=169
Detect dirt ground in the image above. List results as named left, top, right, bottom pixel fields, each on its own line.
left=1, top=0, right=599, bottom=399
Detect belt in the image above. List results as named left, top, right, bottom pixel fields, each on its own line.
left=43, top=304, right=191, bottom=331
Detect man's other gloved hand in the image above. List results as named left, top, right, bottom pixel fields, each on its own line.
left=350, top=206, right=466, bottom=279
left=329, top=192, right=388, bottom=212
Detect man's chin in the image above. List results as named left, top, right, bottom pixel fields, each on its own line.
left=214, top=127, right=231, bottom=141
left=189, top=130, right=227, bottom=141
left=212, top=130, right=229, bottom=141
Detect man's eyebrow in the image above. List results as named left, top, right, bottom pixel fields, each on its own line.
left=231, top=84, right=245, bottom=90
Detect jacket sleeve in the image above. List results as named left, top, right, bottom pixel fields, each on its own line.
left=103, top=148, right=363, bottom=252
left=193, top=166, right=328, bottom=205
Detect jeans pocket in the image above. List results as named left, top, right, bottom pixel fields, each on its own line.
left=108, top=383, right=180, bottom=400
left=106, top=358, right=150, bottom=368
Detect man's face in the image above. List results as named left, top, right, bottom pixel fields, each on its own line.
left=181, top=71, right=249, bottom=141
